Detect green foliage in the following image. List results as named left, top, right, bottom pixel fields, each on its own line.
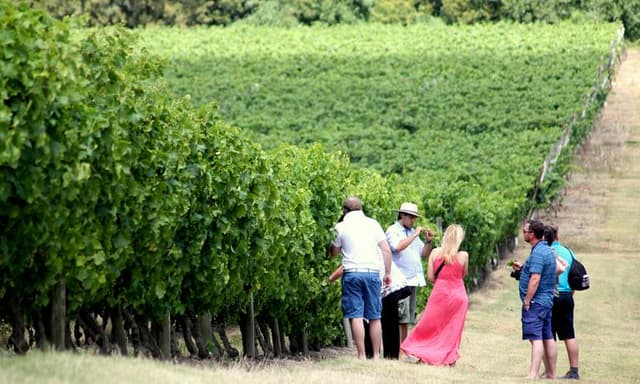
left=0, top=1, right=623, bottom=352
left=1, top=0, right=97, bottom=311
left=140, top=22, right=619, bottom=292
left=499, top=0, right=572, bottom=23
left=187, top=0, right=259, bottom=25
left=440, top=0, right=501, bottom=23
left=1, top=0, right=409, bottom=345
left=14, top=0, right=640, bottom=40
left=582, top=0, right=640, bottom=40
left=294, top=0, right=361, bottom=25
left=142, top=24, right=616, bottom=192
left=238, top=1, right=301, bottom=26
left=370, top=0, right=425, bottom=25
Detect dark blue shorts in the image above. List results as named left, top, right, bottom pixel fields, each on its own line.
left=552, top=292, right=575, bottom=340
left=522, top=302, right=553, bottom=341
left=341, top=271, right=382, bottom=320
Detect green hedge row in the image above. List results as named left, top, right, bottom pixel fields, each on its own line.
left=1, top=1, right=430, bottom=354
left=142, top=22, right=620, bottom=285
left=15, top=0, right=640, bottom=40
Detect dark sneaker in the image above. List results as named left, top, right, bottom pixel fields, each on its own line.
left=560, top=371, right=580, bottom=380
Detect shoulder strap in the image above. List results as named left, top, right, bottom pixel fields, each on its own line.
left=434, top=260, right=446, bottom=280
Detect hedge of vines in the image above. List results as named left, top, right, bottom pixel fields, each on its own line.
left=0, top=1, right=430, bottom=357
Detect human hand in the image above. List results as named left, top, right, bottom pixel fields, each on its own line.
left=383, top=272, right=392, bottom=287
left=424, top=228, right=434, bottom=242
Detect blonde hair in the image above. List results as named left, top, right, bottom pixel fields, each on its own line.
left=439, top=224, right=465, bottom=264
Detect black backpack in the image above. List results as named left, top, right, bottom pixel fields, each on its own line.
left=567, top=248, right=590, bottom=291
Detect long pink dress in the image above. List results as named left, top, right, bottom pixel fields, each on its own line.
left=400, top=258, right=468, bottom=365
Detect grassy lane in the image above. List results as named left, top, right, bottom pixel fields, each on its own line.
left=511, top=48, right=640, bottom=383
left=461, top=48, right=640, bottom=383
left=559, top=48, right=640, bottom=383
left=1, top=49, right=639, bottom=384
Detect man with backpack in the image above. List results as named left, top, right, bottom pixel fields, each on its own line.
left=546, top=224, right=581, bottom=380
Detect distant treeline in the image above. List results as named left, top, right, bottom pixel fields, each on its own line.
left=15, top=0, right=640, bottom=40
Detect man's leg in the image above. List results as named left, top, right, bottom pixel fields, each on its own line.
left=350, top=318, right=366, bottom=360
left=541, top=303, right=557, bottom=379
left=564, top=338, right=580, bottom=377
left=381, top=294, right=400, bottom=358
left=542, top=338, right=557, bottom=378
left=368, top=319, right=382, bottom=359
left=542, top=347, right=550, bottom=378
left=528, top=340, right=545, bottom=379
left=398, top=296, right=409, bottom=343
left=399, top=323, right=408, bottom=343
left=397, top=288, right=415, bottom=343
left=363, top=320, right=373, bottom=358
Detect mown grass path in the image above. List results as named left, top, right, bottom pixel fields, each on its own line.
left=463, top=48, right=640, bottom=383
left=538, top=47, right=640, bottom=383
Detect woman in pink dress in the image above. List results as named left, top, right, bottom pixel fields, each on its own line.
left=400, top=224, right=468, bottom=366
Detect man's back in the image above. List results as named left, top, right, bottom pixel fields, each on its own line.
left=334, top=210, right=386, bottom=271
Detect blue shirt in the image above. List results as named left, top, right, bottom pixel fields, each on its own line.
left=385, top=221, right=426, bottom=286
left=519, top=241, right=556, bottom=308
left=552, top=241, right=573, bottom=293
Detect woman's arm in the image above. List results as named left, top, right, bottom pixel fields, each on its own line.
left=426, top=248, right=440, bottom=283
left=460, top=251, right=469, bottom=277
left=555, top=255, right=568, bottom=276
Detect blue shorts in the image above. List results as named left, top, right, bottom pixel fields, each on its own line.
left=522, top=302, right=553, bottom=341
left=341, top=271, right=382, bottom=320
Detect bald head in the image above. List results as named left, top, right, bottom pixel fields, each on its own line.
left=343, top=196, right=362, bottom=212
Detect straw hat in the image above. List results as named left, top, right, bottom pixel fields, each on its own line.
left=395, top=202, right=420, bottom=217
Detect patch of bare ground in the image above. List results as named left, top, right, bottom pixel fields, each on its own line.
left=534, top=48, right=640, bottom=251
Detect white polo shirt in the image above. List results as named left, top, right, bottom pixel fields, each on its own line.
left=332, top=210, right=387, bottom=271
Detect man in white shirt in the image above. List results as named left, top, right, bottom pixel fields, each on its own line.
left=330, top=196, right=392, bottom=359
left=385, top=202, right=434, bottom=342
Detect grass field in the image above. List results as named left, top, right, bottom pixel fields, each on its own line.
left=1, top=33, right=638, bottom=384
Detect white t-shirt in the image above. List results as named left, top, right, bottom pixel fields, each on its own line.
left=332, top=210, right=387, bottom=271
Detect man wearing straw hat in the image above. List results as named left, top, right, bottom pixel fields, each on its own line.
left=386, top=202, right=434, bottom=343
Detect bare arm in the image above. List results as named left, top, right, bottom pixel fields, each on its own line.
left=524, top=273, right=541, bottom=310
left=426, top=249, right=439, bottom=283
left=393, top=227, right=423, bottom=252
left=378, top=239, right=392, bottom=286
left=421, top=240, right=434, bottom=259
left=459, top=251, right=469, bottom=277
left=328, top=265, right=344, bottom=282
left=330, top=244, right=341, bottom=257
left=556, top=256, right=568, bottom=275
